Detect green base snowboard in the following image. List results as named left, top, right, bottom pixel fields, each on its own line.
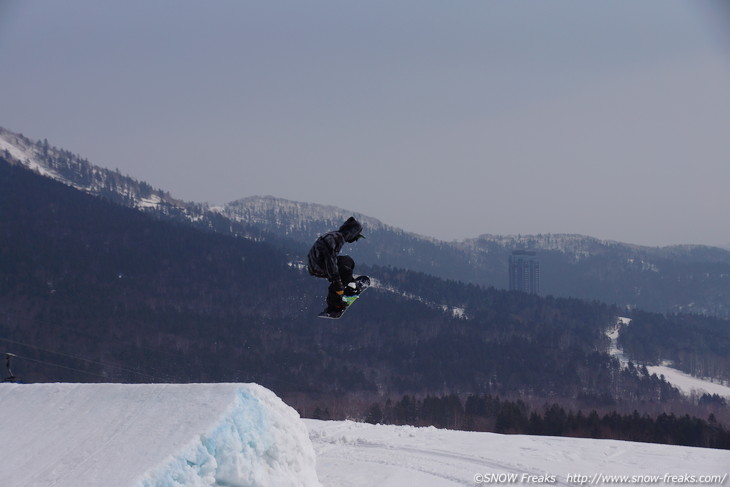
left=318, top=276, right=370, bottom=319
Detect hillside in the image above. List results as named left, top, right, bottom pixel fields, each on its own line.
left=0, top=158, right=682, bottom=398
left=223, top=196, right=730, bottom=319
left=3, top=126, right=730, bottom=319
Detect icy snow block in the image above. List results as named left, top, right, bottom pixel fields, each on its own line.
left=0, top=383, right=322, bottom=487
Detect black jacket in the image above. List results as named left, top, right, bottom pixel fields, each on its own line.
left=307, top=217, right=363, bottom=284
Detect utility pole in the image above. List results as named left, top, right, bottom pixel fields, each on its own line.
left=3, top=353, right=18, bottom=382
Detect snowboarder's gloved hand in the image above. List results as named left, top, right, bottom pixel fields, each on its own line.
left=333, top=279, right=345, bottom=295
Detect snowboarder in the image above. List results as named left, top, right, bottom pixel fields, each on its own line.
left=307, top=216, right=366, bottom=314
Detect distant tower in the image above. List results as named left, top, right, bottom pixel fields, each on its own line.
left=509, top=251, right=540, bottom=294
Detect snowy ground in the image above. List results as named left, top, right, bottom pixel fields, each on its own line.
left=1, top=383, right=727, bottom=487
left=306, top=419, right=729, bottom=487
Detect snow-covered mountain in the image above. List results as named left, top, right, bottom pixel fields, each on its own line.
left=2, top=383, right=727, bottom=487
left=464, top=233, right=640, bottom=259
left=220, top=195, right=413, bottom=243
left=0, top=127, right=652, bottom=252
left=0, top=126, right=723, bottom=260
left=0, top=127, right=179, bottom=213
left=222, top=196, right=392, bottom=235
left=3, top=125, right=730, bottom=320
left=0, top=127, right=249, bottom=237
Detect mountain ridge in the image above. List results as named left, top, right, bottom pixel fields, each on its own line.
left=2, top=125, right=721, bottom=250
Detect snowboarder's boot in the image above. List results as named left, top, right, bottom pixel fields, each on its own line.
left=348, top=275, right=370, bottom=295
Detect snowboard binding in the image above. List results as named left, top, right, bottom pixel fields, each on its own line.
left=318, top=275, right=370, bottom=319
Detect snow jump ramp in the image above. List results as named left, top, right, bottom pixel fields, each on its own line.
left=0, top=383, right=322, bottom=487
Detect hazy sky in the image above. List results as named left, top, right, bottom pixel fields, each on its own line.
left=2, top=1, right=729, bottom=247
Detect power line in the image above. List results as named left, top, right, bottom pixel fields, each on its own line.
left=0, top=309, right=183, bottom=361
left=0, top=310, right=188, bottom=382
left=9, top=353, right=112, bottom=380
left=0, top=336, right=164, bottom=382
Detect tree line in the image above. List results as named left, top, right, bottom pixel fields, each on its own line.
left=619, top=310, right=730, bottom=381
left=309, top=393, right=730, bottom=450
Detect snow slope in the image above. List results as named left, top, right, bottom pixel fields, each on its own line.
left=0, top=128, right=63, bottom=179
left=2, top=383, right=727, bottom=487
left=644, top=364, right=730, bottom=399
left=0, top=127, right=178, bottom=214
left=306, top=420, right=729, bottom=487
left=608, top=318, right=730, bottom=399
left=0, top=383, right=321, bottom=487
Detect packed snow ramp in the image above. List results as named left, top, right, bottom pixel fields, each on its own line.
left=0, top=383, right=322, bottom=487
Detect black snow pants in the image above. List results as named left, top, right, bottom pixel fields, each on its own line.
left=326, top=255, right=355, bottom=308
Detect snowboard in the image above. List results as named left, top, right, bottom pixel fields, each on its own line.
left=318, top=276, right=370, bottom=319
